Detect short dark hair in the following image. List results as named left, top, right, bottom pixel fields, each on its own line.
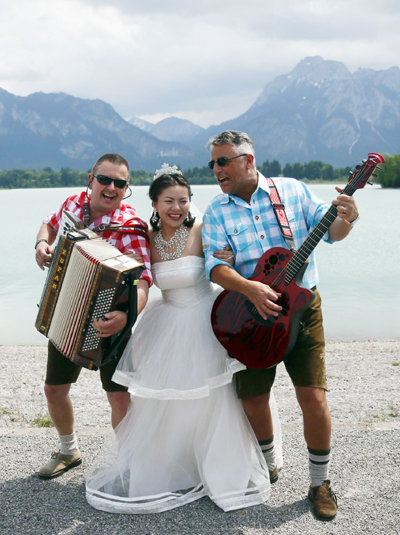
left=92, top=154, right=130, bottom=179
left=148, top=173, right=195, bottom=231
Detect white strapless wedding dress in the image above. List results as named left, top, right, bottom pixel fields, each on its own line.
left=86, top=256, right=282, bottom=514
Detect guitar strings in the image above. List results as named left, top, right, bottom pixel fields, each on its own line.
left=260, top=159, right=375, bottom=302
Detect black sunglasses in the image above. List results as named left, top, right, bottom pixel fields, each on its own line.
left=208, top=153, right=247, bottom=170
left=93, top=174, right=128, bottom=189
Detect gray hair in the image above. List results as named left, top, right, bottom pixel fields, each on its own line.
left=207, top=130, right=256, bottom=168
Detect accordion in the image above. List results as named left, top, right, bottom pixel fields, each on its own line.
left=36, top=228, right=144, bottom=370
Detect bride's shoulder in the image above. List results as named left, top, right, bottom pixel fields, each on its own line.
left=187, top=221, right=204, bottom=257
left=148, top=228, right=157, bottom=242
left=191, top=220, right=203, bottom=234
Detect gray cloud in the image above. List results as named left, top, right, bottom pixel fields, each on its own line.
left=0, top=0, right=399, bottom=127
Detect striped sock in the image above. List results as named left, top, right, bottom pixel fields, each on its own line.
left=308, top=447, right=331, bottom=487
left=259, top=436, right=276, bottom=471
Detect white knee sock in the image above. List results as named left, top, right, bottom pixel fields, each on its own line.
left=59, top=432, right=79, bottom=455
left=259, top=437, right=277, bottom=471
left=308, top=447, right=330, bottom=487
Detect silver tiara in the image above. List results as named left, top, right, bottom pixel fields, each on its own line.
left=153, top=163, right=183, bottom=181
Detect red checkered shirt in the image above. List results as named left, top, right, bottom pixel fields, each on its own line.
left=43, top=192, right=152, bottom=286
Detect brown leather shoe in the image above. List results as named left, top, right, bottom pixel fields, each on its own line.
left=38, top=450, right=82, bottom=479
left=269, top=465, right=279, bottom=484
left=308, top=480, right=337, bottom=520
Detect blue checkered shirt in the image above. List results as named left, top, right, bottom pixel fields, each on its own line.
left=202, top=173, right=333, bottom=289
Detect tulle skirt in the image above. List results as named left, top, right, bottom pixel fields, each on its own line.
left=86, top=288, right=283, bottom=513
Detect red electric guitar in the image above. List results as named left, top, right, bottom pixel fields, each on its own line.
left=211, top=152, right=385, bottom=369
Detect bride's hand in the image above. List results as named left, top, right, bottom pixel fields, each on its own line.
left=213, top=246, right=235, bottom=266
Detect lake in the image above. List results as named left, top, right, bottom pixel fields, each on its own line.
left=0, top=183, right=398, bottom=345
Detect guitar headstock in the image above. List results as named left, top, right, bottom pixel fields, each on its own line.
left=348, top=152, right=385, bottom=190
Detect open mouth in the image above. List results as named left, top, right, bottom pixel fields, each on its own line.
left=102, top=192, right=117, bottom=201
left=168, top=214, right=182, bottom=221
left=218, top=177, right=229, bottom=185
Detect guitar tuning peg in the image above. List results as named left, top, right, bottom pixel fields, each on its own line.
left=368, top=181, right=373, bottom=186
left=376, top=166, right=383, bottom=171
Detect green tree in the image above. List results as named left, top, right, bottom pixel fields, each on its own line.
left=257, top=159, right=282, bottom=177
left=374, top=154, right=400, bottom=188
left=304, top=161, right=323, bottom=180
left=322, top=164, right=334, bottom=181
left=282, top=163, right=293, bottom=177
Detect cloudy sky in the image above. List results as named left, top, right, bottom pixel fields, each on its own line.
left=0, top=0, right=399, bottom=127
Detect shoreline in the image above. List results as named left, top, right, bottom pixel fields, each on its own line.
left=1, top=340, right=399, bottom=534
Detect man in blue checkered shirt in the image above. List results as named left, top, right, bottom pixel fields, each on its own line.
left=202, top=130, right=360, bottom=520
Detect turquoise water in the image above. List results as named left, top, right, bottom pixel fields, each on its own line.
left=0, top=184, right=398, bottom=344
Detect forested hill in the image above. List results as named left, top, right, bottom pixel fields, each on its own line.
left=0, top=154, right=397, bottom=189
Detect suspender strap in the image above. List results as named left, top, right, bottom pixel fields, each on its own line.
left=266, top=178, right=296, bottom=252
left=83, top=194, right=90, bottom=227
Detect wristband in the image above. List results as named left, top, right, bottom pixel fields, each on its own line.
left=344, top=216, right=360, bottom=228
left=35, top=239, right=48, bottom=250
left=347, top=215, right=360, bottom=227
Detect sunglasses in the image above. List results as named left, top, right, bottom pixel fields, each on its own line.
left=208, top=153, right=247, bottom=170
left=93, top=174, right=128, bottom=189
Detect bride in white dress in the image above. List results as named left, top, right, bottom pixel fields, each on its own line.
left=86, top=165, right=283, bottom=514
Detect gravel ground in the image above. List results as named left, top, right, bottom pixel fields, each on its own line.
left=1, top=340, right=399, bottom=535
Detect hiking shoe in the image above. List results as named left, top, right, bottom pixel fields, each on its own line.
left=269, top=465, right=279, bottom=484
left=38, top=450, right=82, bottom=479
left=308, top=480, right=338, bottom=520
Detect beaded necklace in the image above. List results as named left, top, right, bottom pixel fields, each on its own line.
left=154, top=225, right=189, bottom=260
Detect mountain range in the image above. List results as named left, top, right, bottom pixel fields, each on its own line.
left=0, top=90, right=200, bottom=171
left=127, top=116, right=205, bottom=144
left=193, top=56, right=400, bottom=167
left=1, top=56, right=399, bottom=171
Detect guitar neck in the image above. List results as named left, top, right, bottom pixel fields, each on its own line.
left=285, top=182, right=356, bottom=283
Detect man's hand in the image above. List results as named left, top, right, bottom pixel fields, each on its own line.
left=210, top=264, right=281, bottom=321
left=244, top=280, right=282, bottom=321
left=92, top=311, right=127, bottom=338
left=35, top=241, right=54, bottom=270
left=130, top=253, right=144, bottom=263
left=329, top=187, right=359, bottom=241
left=332, top=187, right=359, bottom=224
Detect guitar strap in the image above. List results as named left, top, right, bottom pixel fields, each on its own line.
left=266, top=178, right=297, bottom=252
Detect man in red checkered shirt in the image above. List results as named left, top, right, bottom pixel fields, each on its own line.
left=34, top=153, right=152, bottom=479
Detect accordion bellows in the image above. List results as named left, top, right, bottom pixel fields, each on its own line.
left=36, top=230, right=143, bottom=370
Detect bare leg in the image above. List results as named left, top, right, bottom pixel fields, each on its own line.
left=107, top=391, right=131, bottom=429
left=295, top=386, right=331, bottom=449
left=241, top=392, right=273, bottom=441
left=44, top=383, right=74, bottom=435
